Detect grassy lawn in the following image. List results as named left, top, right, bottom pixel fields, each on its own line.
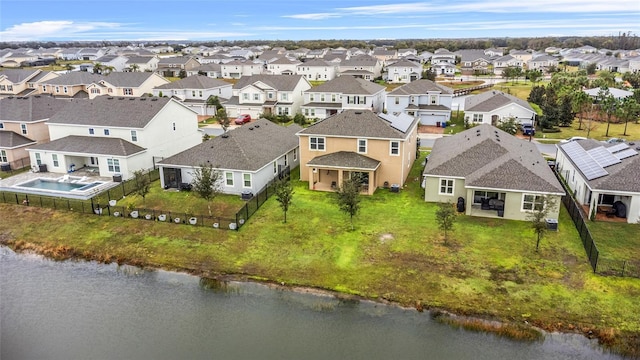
left=539, top=122, right=640, bottom=141
left=588, top=221, right=640, bottom=261
left=2, top=154, right=640, bottom=355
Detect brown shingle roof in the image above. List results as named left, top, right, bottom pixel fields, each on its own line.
left=307, top=151, right=380, bottom=170
left=27, top=135, right=145, bottom=156
left=0, top=130, right=36, bottom=148
left=158, top=119, right=301, bottom=172
left=424, top=124, right=564, bottom=194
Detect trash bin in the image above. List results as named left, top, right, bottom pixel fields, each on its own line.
left=39, top=163, right=48, bottom=172
left=442, top=122, right=447, bottom=128
left=436, top=121, right=441, bottom=127
left=1, top=163, right=11, bottom=171
left=545, top=218, right=558, bottom=231
left=112, top=174, right=122, bottom=182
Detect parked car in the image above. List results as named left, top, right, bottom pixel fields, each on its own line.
left=560, top=136, right=587, bottom=143
left=604, top=138, right=625, bottom=144
left=521, top=124, right=535, bottom=136
left=234, top=114, right=251, bottom=125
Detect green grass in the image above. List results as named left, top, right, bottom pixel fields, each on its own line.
left=588, top=222, right=640, bottom=261
left=2, top=154, right=640, bottom=356
left=538, top=122, right=640, bottom=141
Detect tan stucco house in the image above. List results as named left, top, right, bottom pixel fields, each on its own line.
left=297, top=109, right=419, bottom=195
left=423, top=124, right=565, bottom=221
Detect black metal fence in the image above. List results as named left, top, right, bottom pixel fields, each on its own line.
left=557, top=172, right=640, bottom=278
left=234, top=166, right=290, bottom=229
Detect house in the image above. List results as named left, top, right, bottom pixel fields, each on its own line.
left=0, top=95, right=69, bottom=169
left=0, top=130, right=37, bottom=170
left=297, top=109, right=419, bottom=195
left=456, top=50, right=493, bottom=75
left=509, top=50, right=533, bottom=63
left=385, top=59, right=423, bottom=83
left=157, top=57, right=201, bottom=77
left=152, top=75, right=232, bottom=116
left=87, top=72, right=169, bottom=99
left=431, top=48, right=457, bottom=65
left=464, top=90, right=536, bottom=126
left=157, top=119, right=301, bottom=194
left=338, top=55, right=383, bottom=81
left=629, top=56, right=640, bottom=73
left=0, top=52, right=38, bottom=68
left=266, top=57, right=302, bottom=75
left=77, top=48, right=106, bottom=61
left=39, top=72, right=103, bottom=98
left=372, top=48, right=398, bottom=64
left=124, top=55, right=159, bottom=72
left=431, top=62, right=456, bottom=76
left=220, top=59, right=264, bottom=79
left=187, top=63, right=223, bottom=78
left=423, top=124, right=564, bottom=221
left=26, top=96, right=201, bottom=181
left=386, top=80, right=454, bottom=125
left=301, top=76, right=386, bottom=119
left=555, top=139, right=640, bottom=224
left=93, top=55, right=129, bottom=72
left=493, top=55, right=523, bottom=75
left=296, top=59, right=339, bottom=81
left=527, top=55, right=559, bottom=73
left=224, top=74, right=311, bottom=119
left=0, top=69, right=58, bottom=97
left=583, top=87, right=633, bottom=100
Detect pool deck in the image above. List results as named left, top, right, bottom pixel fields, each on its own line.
left=0, top=167, right=115, bottom=199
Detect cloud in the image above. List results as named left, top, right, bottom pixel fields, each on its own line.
left=282, top=13, right=342, bottom=20
left=0, top=20, right=121, bottom=41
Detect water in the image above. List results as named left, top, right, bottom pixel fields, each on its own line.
left=0, top=247, right=622, bottom=360
left=18, top=178, right=102, bottom=192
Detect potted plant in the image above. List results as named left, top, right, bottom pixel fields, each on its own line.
left=174, top=217, right=181, bottom=224
left=130, top=210, right=139, bottom=219
left=213, top=222, right=219, bottom=228
left=145, top=214, right=152, bottom=220
left=189, top=217, right=198, bottom=225
left=113, top=211, right=120, bottom=217
left=108, top=199, right=117, bottom=207
left=157, top=214, right=167, bottom=222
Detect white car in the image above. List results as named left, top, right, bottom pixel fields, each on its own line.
left=560, top=136, right=587, bottom=143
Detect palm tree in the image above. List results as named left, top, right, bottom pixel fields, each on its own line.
left=92, top=62, right=103, bottom=74
left=128, top=63, right=140, bottom=72
left=572, top=90, right=592, bottom=131
left=618, top=97, right=640, bottom=136
left=597, top=88, right=618, bottom=137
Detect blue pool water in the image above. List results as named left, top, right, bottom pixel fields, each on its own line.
left=19, top=178, right=101, bottom=192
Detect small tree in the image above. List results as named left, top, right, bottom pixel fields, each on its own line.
left=572, top=90, right=592, bottom=131
left=132, top=169, right=151, bottom=202
left=496, top=116, right=518, bottom=135
left=617, top=97, right=640, bottom=136
left=217, top=107, right=229, bottom=132
left=336, top=174, right=363, bottom=230
left=435, top=202, right=456, bottom=244
left=190, top=164, right=222, bottom=216
left=274, top=177, right=294, bottom=223
left=598, top=88, right=618, bottom=137
left=526, top=195, right=558, bottom=252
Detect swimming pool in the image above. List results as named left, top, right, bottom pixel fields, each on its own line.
left=9, top=175, right=113, bottom=200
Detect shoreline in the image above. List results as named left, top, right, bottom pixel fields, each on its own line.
left=2, top=238, right=630, bottom=357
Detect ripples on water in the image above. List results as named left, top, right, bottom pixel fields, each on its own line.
left=0, top=247, right=622, bottom=360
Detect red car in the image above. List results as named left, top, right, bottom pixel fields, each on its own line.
left=234, top=114, right=251, bottom=125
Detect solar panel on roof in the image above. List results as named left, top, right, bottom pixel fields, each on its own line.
left=562, top=141, right=608, bottom=180
left=614, top=148, right=638, bottom=160
left=587, top=146, right=621, bottom=168
left=606, top=143, right=629, bottom=153
left=378, top=112, right=413, bottom=133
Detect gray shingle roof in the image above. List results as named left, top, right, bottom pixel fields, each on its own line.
left=308, top=76, right=385, bottom=95
left=27, top=135, right=145, bottom=156
left=46, top=96, right=173, bottom=128
left=0, top=95, right=69, bottom=122
left=0, top=69, right=41, bottom=83
left=307, top=151, right=380, bottom=170
left=42, top=72, right=103, bottom=86
left=465, top=90, right=533, bottom=112
left=298, top=109, right=415, bottom=139
left=424, top=124, right=564, bottom=194
left=154, top=75, right=230, bottom=90
left=233, top=75, right=306, bottom=91
left=558, top=139, right=640, bottom=193
left=0, top=130, right=36, bottom=148
left=99, top=72, right=163, bottom=87
left=158, top=119, right=301, bottom=172
left=387, top=79, right=453, bottom=95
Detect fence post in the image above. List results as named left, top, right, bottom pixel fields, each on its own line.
left=622, top=261, right=626, bottom=277
left=15, top=193, right=19, bottom=205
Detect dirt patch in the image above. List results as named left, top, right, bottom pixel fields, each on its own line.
left=418, top=125, right=444, bottom=134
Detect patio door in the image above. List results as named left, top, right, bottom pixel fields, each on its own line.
left=163, top=168, right=182, bottom=189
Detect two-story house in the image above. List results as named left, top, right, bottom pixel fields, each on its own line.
left=266, top=57, right=302, bottom=75
left=338, top=55, right=383, bottom=81
left=39, top=72, right=103, bottom=98
left=152, top=75, right=233, bottom=116
left=493, top=55, right=524, bottom=75
left=295, top=59, right=339, bottom=81
left=157, top=57, right=201, bottom=77
left=300, top=76, right=386, bottom=120
left=26, top=96, right=202, bottom=181
left=385, top=59, right=423, bottom=83
left=527, top=55, right=560, bottom=73
left=86, top=72, right=169, bottom=99
left=223, top=75, right=311, bottom=119
left=297, top=109, right=419, bottom=195
left=386, top=80, right=454, bottom=126
left=456, top=50, right=494, bottom=75
left=124, top=55, right=159, bottom=72
left=0, top=96, right=69, bottom=170
left=220, top=59, right=264, bottom=79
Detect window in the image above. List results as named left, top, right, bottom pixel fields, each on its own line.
left=89, top=128, right=94, bottom=135
left=320, top=94, right=325, bottom=102
left=192, top=90, right=196, bottom=97
left=0, top=122, right=3, bottom=129
left=390, top=141, right=400, bottom=155
left=522, top=194, right=544, bottom=211
left=472, top=114, right=484, bottom=123
left=439, top=178, right=454, bottom=195
left=173, top=122, right=176, bottom=131
left=35, top=153, right=42, bottom=165
left=284, top=154, right=288, bottom=167
left=52, top=154, right=59, bottom=167
left=243, top=93, right=249, bottom=100
left=395, top=97, right=399, bottom=105
left=0, top=150, right=7, bottom=163
left=281, top=93, right=288, bottom=101
left=104, top=129, right=110, bottom=136
left=0, top=85, right=5, bottom=91
left=55, top=86, right=60, bottom=93
left=63, top=86, right=68, bottom=94
left=131, top=130, right=137, bottom=142
left=20, top=124, right=27, bottom=135
left=273, top=162, right=277, bottom=174
left=430, top=95, right=437, bottom=105
left=199, top=91, right=203, bottom=97
left=107, top=159, right=121, bottom=173
left=598, top=194, right=615, bottom=205
left=123, top=88, right=133, bottom=95
left=268, top=92, right=274, bottom=99
left=293, top=149, right=297, bottom=161
left=253, top=93, right=260, bottom=101
left=309, top=94, right=314, bottom=101
left=331, top=94, right=336, bottom=102
left=309, top=137, right=325, bottom=151
left=42, top=85, right=47, bottom=92
left=243, top=173, right=251, bottom=188
left=357, top=139, right=367, bottom=154
left=225, top=172, right=234, bottom=186
left=91, top=88, right=100, bottom=94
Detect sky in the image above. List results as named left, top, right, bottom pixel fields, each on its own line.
left=1, top=0, right=639, bottom=42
